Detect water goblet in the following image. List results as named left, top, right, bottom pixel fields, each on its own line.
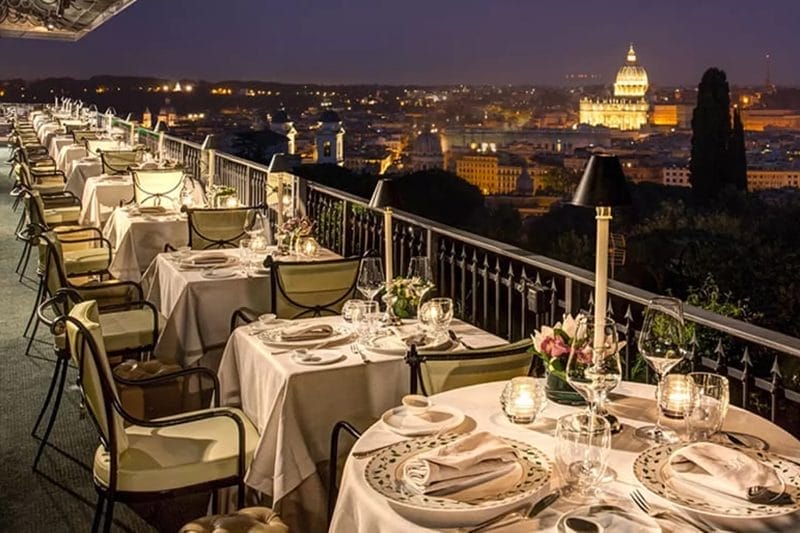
left=239, top=238, right=252, bottom=276
left=428, top=297, right=453, bottom=333
left=555, top=412, right=611, bottom=503
left=357, top=257, right=385, bottom=302
left=687, top=372, right=729, bottom=442
left=566, top=315, right=623, bottom=433
left=353, top=300, right=380, bottom=342
left=341, top=299, right=365, bottom=326
left=635, top=297, right=690, bottom=444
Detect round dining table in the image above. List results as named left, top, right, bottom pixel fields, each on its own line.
left=329, top=379, right=800, bottom=533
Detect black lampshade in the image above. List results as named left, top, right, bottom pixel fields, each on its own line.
left=268, top=153, right=301, bottom=173
left=571, top=154, right=632, bottom=208
left=369, top=178, right=400, bottom=209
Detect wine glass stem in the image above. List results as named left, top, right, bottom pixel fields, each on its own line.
left=654, top=373, right=665, bottom=435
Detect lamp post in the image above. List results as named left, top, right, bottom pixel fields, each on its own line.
left=369, top=178, right=400, bottom=283
left=571, top=154, right=632, bottom=351
left=268, top=154, right=301, bottom=227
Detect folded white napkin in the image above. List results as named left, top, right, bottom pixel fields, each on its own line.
left=669, top=442, right=781, bottom=500
left=402, top=432, right=520, bottom=500
left=280, top=323, right=334, bottom=341
left=190, top=253, right=228, bottom=265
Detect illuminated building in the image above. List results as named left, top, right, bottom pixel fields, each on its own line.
left=662, top=167, right=800, bottom=191
left=579, top=44, right=649, bottom=130
left=455, top=153, right=526, bottom=195
left=142, top=107, right=152, bottom=129
left=740, top=109, right=800, bottom=132
left=269, top=110, right=297, bottom=155
left=651, top=104, right=693, bottom=128
left=157, top=99, right=177, bottom=127
left=314, top=110, right=345, bottom=166
left=408, top=131, right=445, bottom=171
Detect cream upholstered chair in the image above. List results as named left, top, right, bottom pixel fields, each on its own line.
left=180, top=507, right=289, bottom=533
left=405, top=338, right=534, bottom=395
left=32, top=287, right=164, bottom=470
left=100, top=149, right=145, bottom=175
left=131, top=167, right=185, bottom=208
left=267, top=255, right=360, bottom=319
left=73, top=129, right=100, bottom=144
left=65, top=300, right=258, bottom=533
left=85, top=138, right=120, bottom=156
left=185, top=206, right=255, bottom=249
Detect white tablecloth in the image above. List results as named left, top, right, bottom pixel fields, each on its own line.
left=143, top=248, right=343, bottom=366
left=102, top=208, right=189, bottom=282
left=77, top=174, right=134, bottom=227
left=48, top=135, right=73, bottom=160
left=57, top=144, right=88, bottom=175
left=219, top=317, right=504, bottom=533
left=64, top=158, right=103, bottom=198
left=330, top=380, right=800, bottom=533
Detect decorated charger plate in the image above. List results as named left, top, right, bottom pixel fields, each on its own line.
left=257, top=325, right=352, bottom=349
left=359, top=331, right=452, bottom=356
left=178, top=253, right=238, bottom=270
left=365, top=434, right=551, bottom=528
left=633, top=443, right=800, bottom=519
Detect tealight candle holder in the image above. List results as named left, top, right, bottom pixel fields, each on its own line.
left=300, top=237, right=319, bottom=257
left=501, top=377, right=545, bottom=424
left=224, top=196, right=239, bottom=208
left=659, top=374, right=695, bottom=419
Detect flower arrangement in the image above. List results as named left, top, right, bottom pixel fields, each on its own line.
left=531, top=314, right=581, bottom=381
left=386, top=276, right=434, bottom=319
left=207, top=184, right=237, bottom=207
left=277, top=216, right=316, bottom=253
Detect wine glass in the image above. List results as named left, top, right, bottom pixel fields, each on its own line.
left=555, top=412, right=611, bottom=502
left=408, top=255, right=434, bottom=301
left=566, top=315, right=623, bottom=433
left=428, top=297, right=453, bottom=333
left=635, top=297, right=689, bottom=443
left=239, top=238, right=252, bottom=276
left=357, top=258, right=384, bottom=301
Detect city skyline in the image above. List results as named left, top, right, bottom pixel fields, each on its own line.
left=0, top=0, right=798, bottom=86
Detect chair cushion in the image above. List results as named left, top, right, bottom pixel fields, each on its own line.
left=44, top=205, right=81, bottom=225
left=54, top=308, right=165, bottom=353
left=180, top=507, right=289, bottom=533
left=63, top=247, right=110, bottom=276
left=93, top=407, right=259, bottom=492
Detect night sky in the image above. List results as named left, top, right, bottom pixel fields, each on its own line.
left=1, top=0, right=797, bottom=86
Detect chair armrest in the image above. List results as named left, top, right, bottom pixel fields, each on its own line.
left=164, top=243, right=177, bottom=252
left=230, top=306, right=260, bottom=334
left=72, top=280, right=145, bottom=308
left=114, top=367, right=220, bottom=408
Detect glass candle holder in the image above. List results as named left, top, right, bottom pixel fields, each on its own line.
left=224, top=195, right=239, bottom=208
left=659, top=374, right=695, bottom=419
left=501, top=377, right=545, bottom=424
left=300, top=236, right=319, bottom=257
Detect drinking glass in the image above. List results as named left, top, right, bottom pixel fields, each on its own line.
left=566, top=315, right=622, bottom=432
left=341, top=299, right=364, bottom=325
left=428, top=297, right=454, bottom=332
left=687, top=372, right=730, bottom=441
left=239, top=238, right=252, bottom=276
left=353, top=300, right=380, bottom=341
left=635, top=297, right=689, bottom=444
left=555, top=412, right=611, bottom=502
left=244, top=211, right=268, bottom=239
left=357, top=258, right=385, bottom=301
left=408, top=256, right=433, bottom=289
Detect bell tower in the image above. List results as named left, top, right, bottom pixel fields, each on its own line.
left=314, top=110, right=345, bottom=166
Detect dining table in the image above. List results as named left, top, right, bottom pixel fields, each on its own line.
left=218, top=316, right=506, bottom=533
left=142, top=247, right=341, bottom=367
left=329, top=380, right=800, bottom=533
left=102, top=206, right=189, bottom=282
left=56, top=143, right=89, bottom=175
left=64, top=157, right=103, bottom=196
left=48, top=134, right=74, bottom=160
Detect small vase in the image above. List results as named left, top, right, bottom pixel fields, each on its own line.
left=545, top=370, right=586, bottom=406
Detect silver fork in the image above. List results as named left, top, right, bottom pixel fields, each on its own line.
left=630, top=489, right=715, bottom=532
left=351, top=343, right=370, bottom=364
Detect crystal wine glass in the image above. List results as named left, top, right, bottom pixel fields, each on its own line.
left=357, top=257, right=385, bottom=301
left=555, top=412, right=611, bottom=503
left=566, top=315, right=623, bottom=433
left=635, top=296, right=689, bottom=443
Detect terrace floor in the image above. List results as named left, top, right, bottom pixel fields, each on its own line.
left=0, top=147, right=206, bottom=532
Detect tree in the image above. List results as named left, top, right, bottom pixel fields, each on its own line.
left=690, top=68, right=731, bottom=203
left=727, top=108, right=748, bottom=191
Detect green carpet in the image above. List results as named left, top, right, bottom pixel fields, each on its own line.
left=0, top=147, right=207, bottom=532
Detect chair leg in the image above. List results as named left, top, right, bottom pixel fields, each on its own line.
left=24, top=314, right=40, bottom=357
left=102, top=496, right=115, bottom=533
left=31, top=356, right=63, bottom=437
left=32, top=359, right=67, bottom=471
left=15, top=239, right=30, bottom=275
left=211, top=488, right=219, bottom=514
left=23, top=279, right=43, bottom=339
left=237, top=481, right=244, bottom=509
left=91, top=490, right=106, bottom=533
left=18, top=241, right=32, bottom=282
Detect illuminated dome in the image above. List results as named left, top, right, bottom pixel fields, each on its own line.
left=412, top=131, right=443, bottom=155
left=613, top=44, right=648, bottom=98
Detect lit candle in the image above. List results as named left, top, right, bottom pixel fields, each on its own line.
left=224, top=196, right=238, bottom=208
left=503, top=377, right=542, bottom=424
left=593, top=207, right=612, bottom=351
left=661, top=374, right=694, bottom=418
left=301, top=237, right=319, bottom=257
left=384, top=207, right=393, bottom=282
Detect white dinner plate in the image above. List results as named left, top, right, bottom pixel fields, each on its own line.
left=633, top=443, right=800, bottom=519
left=290, top=349, right=346, bottom=365
left=365, top=434, right=551, bottom=528
left=380, top=404, right=465, bottom=437
left=359, top=331, right=452, bottom=356
left=257, top=325, right=352, bottom=349
left=201, top=267, right=238, bottom=279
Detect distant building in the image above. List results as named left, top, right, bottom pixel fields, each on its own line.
left=157, top=99, right=177, bottom=128
left=269, top=110, right=297, bottom=154
left=662, top=166, right=800, bottom=190
left=142, top=107, right=152, bottom=129
left=408, top=131, right=445, bottom=171
left=455, top=152, right=526, bottom=195
left=740, top=109, right=800, bottom=132
left=315, top=110, right=345, bottom=165
left=651, top=104, right=693, bottom=128
left=663, top=166, right=690, bottom=187
left=346, top=145, right=393, bottom=175
left=579, top=44, right=649, bottom=130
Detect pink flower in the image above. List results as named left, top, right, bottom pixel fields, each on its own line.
left=540, top=336, right=570, bottom=358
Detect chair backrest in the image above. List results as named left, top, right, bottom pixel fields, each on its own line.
left=62, top=121, right=89, bottom=134
left=132, top=168, right=185, bottom=208
left=66, top=300, right=129, bottom=455
left=268, top=256, right=360, bottom=319
left=406, top=339, right=535, bottom=395
left=72, top=130, right=99, bottom=144
left=186, top=206, right=254, bottom=249
left=85, top=138, right=119, bottom=156
left=101, top=149, right=144, bottom=175
left=40, top=231, right=70, bottom=297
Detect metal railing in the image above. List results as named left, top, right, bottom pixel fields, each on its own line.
left=22, top=103, right=800, bottom=435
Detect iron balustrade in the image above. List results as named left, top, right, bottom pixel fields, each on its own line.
left=16, top=104, right=800, bottom=435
